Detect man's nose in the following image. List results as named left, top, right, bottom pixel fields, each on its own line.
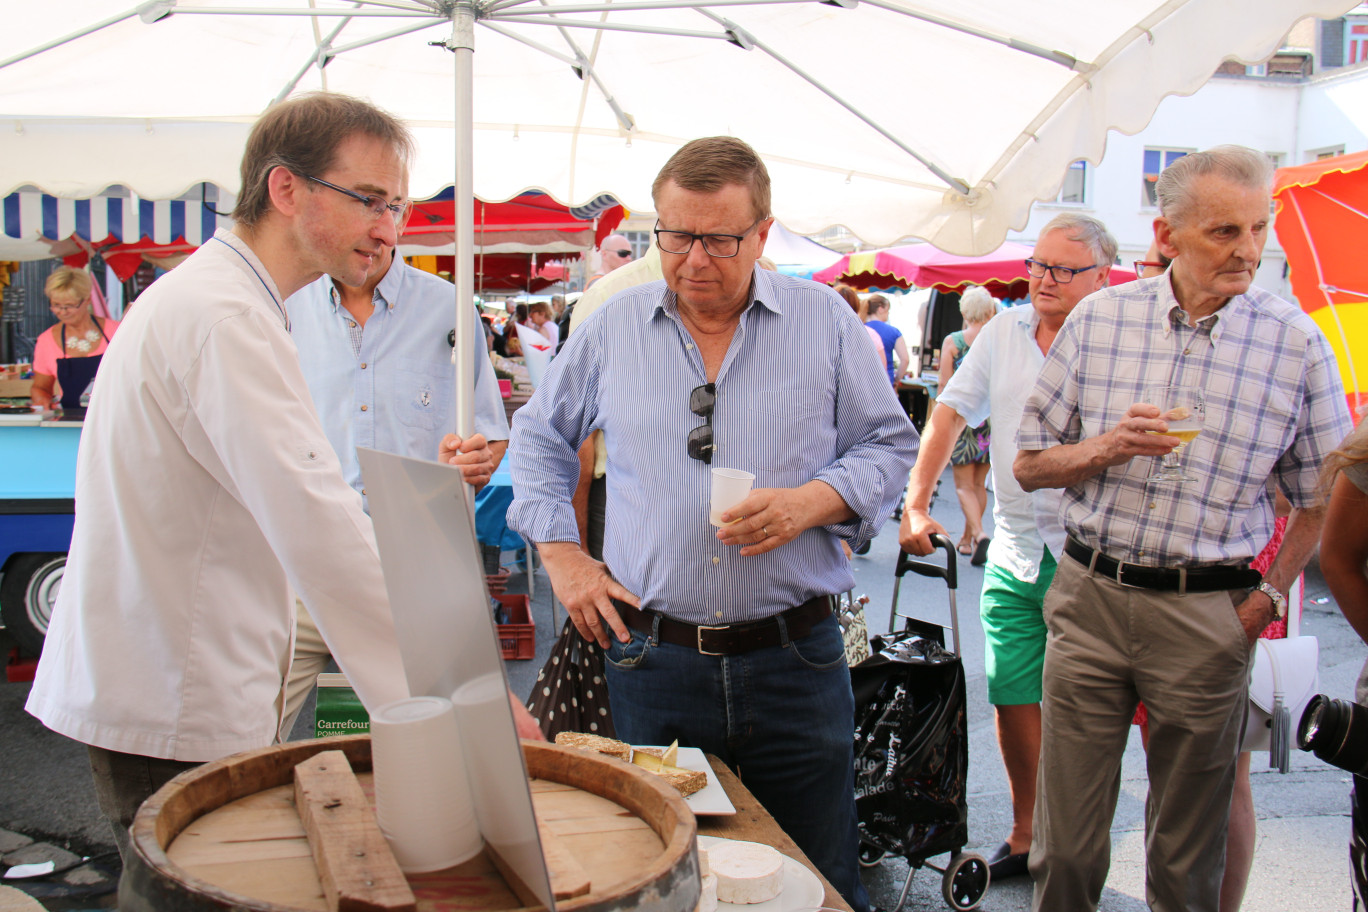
left=373, top=212, right=400, bottom=247
left=685, top=237, right=714, bottom=268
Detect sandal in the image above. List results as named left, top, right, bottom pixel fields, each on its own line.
left=957, top=535, right=974, bottom=556
left=971, top=536, right=991, bottom=566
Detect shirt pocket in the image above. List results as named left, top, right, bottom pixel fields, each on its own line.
left=1204, top=392, right=1297, bottom=513
left=395, top=366, right=450, bottom=431
left=739, top=388, right=830, bottom=488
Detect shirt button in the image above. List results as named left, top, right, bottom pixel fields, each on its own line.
left=1149, top=502, right=1156, bottom=509
left=1183, top=348, right=1190, bottom=355
left=715, top=611, right=723, bottom=618
left=361, top=488, right=366, bottom=496
left=349, top=321, right=357, bottom=328
left=361, top=363, right=368, bottom=369
left=686, top=343, right=695, bottom=350
left=711, top=556, right=719, bottom=565
left=360, top=404, right=368, bottom=412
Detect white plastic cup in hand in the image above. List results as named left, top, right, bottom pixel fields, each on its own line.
left=371, top=695, right=483, bottom=872
left=710, top=468, right=755, bottom=527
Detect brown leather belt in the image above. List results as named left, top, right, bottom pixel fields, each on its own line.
left=1065, top=537, right=1261, bottom=593
left=612, top=596, right=833, bottom=656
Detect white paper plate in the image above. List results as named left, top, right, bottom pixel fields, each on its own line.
left=631, top=746, right=736, bottom=816
left=696, top=835, right=826, bottom=912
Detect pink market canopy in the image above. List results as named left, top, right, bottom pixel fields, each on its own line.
left=814, top=240, right=1138, bottom=296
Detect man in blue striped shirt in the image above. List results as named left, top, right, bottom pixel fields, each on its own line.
left=508, top=137, right=916, bottom=910
left=1015, top=146, right=1352, bottom=911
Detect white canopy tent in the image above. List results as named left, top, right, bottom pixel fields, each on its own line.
left=1, top=2, right=1351, bottom=253
left=0, top=0, right=1354, bottom=431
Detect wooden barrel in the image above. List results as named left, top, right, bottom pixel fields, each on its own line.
left=120, top=736, right=699, bottom=912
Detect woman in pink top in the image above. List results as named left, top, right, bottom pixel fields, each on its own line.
left=30, top=266, right=120, bottom=411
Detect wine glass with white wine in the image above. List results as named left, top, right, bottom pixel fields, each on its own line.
left=1144, top=385, right=1205, bottom=483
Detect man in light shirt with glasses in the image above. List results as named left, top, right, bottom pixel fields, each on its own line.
left=899, top=213, right=1115, bottom=883
left=508, top=136, right=916, bottom=911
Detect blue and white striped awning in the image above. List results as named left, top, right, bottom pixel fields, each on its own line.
left=2, top=191, right=227, bottom=246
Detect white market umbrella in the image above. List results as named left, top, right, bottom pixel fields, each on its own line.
left=1, top=0, right=1356, bottom=432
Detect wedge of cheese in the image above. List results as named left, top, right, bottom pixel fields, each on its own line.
left=708, top=840, right=785, bottom=904
left=631, top=741, right=707, bottom=796
left=554, top=731, right=631, bottom=761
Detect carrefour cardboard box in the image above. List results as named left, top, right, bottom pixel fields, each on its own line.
left=315, top=673, right=369, bottom=738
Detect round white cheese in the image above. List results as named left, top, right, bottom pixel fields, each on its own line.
left=698, top=843, right=711, bottom=877
left=708, top=840, right=785, bottom=904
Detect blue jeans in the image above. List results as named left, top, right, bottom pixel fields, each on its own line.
left=605, top=612, right=871, bottom=912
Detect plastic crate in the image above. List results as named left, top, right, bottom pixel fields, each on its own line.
left=496, top=593, right=535, bottom=660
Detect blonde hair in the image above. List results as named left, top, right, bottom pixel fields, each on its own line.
left=45, top=266, right=92, bottom=304
left=958, top=286, right=998, bottom=324
left=1319, top=419, right=1368, bottom=501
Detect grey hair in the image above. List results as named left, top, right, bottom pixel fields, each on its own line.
left=1156, top=145, right=1273, bottom=225
left=1039, top=212, right=1118, bottom=268
left=958, top=285, right=998, bottom=324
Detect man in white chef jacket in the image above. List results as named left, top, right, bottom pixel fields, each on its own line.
left=25, top=93, right=538, bottom=864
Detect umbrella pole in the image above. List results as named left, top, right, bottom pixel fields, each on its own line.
left=449, top=4, right=477, bottom=512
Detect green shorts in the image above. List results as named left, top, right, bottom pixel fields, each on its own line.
left=979, top=548, right=1056, bottom=705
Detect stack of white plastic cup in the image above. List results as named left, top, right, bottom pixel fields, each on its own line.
left=370, top=695, right=483, bottom=872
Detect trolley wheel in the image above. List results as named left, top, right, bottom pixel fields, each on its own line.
left=941, top=853, right=989, bottom=911
left=858, top=842, right=887, bottom=868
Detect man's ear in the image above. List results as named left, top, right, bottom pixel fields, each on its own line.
left=266, top=166, right=305, bottom=219
left=1154, top=216, right=1179, bottom=261
left=1093, top=265, right=1112, bottom=291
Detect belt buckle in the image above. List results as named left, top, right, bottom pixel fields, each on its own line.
left=696, top=624, right=728, bottom=656
left=1114, top=562, right=1143, bottom=590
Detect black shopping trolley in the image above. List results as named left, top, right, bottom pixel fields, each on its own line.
left=851, top=534, right=989, bottom=912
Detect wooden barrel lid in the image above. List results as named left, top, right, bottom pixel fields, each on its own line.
left=121, top=736, right=699, bottom=912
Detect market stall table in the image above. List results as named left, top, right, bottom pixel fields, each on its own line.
left=700, top=756, right=854, bottom=912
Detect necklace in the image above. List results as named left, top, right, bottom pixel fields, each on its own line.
left=64, top=325, right=101, bottom=353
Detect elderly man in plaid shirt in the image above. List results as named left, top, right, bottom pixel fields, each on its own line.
left=1014, top=145, right=1352, bottom=912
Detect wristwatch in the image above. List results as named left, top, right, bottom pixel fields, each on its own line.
left=1256, top=581, right=1288, bottom=619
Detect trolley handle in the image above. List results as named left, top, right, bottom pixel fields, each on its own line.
left=894, top=533, right=958, bottom=591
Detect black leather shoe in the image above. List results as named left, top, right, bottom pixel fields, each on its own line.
left=985, top=841, right=1029, bottom=880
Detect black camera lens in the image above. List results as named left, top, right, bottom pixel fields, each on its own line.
left=1298, top=694, right=1368, bottom=777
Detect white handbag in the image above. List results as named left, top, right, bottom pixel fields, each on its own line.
left=1241, top=578, right=1319, bottom=772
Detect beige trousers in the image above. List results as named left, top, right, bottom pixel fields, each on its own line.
left=1030, top=554, right=1253, bottom=912
left=278, top=599, right=333, bottom=741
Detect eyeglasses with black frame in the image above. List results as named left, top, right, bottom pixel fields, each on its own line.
left=1023, top=258, right=1099, bottom=284
left=687, top=383, right=716, bottom=464
left=305, top=174, right=409, bottom=221
left=655, top=218, right=763, bottom=259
